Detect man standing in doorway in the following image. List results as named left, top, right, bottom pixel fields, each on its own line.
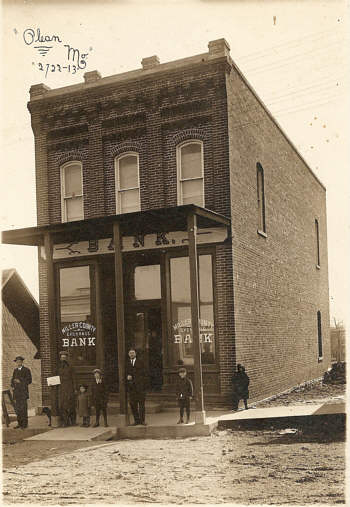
left=126, top=348, right=147, bottom=426
left=11, top=356, right=32, bottom=429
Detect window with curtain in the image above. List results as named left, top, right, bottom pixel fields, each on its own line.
left=60, top=161, right=84, bottom=222
left=177, top=141, right=204, bottom=207
left=115, top=153, right=141, bottom=214
left=257, top=162, right=266, bottom=233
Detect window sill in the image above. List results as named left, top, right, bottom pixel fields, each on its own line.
left=257, top=230, right=267, bottom=238
left=318, top=356, right=323, bottom=363
left=316, top=264, right=321, bottom=270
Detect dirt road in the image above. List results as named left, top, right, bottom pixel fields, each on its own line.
left=3, top=381, right=345, bottom=504
left=3, top=427, right=345, bottom=505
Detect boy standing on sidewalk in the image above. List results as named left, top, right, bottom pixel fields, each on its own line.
left=175, top=367, right=193, bottom=424
left=91, top=369, right=108, bottom=427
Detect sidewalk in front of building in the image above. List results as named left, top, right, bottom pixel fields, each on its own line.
left=3, top=397, right=344, bottom=442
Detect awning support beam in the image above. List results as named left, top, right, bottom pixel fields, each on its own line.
left=113, top=221, right=128, bottom=426
left=187, top=212, right=206, bottom=423
left=44, top=232, right=59, bottom=424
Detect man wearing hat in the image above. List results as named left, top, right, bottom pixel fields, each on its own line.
left=57, top=351, right=76, bottom=427
left=11, top=356, right=32, bottom=429
left=91, top=368, right=108, bottom=427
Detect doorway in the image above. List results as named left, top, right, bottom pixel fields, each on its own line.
left=126, top=305, right=163, bottom=391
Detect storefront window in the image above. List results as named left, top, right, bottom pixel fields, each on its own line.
left=59, top=265, right=96, bottom=366
left=170, top=254, right=215, bottom=366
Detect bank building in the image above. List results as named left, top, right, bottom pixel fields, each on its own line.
left=3, top=39, right=330, bottom=421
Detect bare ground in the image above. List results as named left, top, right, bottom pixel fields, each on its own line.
left=2, top=381, right=346, bottom=505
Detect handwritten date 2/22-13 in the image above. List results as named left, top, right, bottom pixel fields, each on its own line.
left=37, top=62, right=80, bottom=77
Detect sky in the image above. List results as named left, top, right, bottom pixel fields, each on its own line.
left=1, top=0, right=349, bottom=330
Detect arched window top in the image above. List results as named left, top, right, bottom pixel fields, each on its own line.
left=177, top=141, right=204, bottom=207
left=60, top=161, right=84, bottom=222
left=115, top=152, right=140, bottom=214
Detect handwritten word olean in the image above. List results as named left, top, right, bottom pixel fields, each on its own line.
left=22, top=27, right=89, bottom=77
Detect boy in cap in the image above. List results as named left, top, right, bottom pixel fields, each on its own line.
left=175, top=367, right=193, bottom=424
left=11, top=356, right=32, bottom=429
left=91, top=369, right=108, bottom=427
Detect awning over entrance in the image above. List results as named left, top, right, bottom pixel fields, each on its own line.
left=2, top=205, right=231, bottom=246
left=3, top=204, right=230, bottom=425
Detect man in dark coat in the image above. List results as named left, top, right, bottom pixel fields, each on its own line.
left=91, top=368, right=108, bottom=427
left=232, top=364, right=250, bottom=411
left=126, top=348, right=147, bottom=426
left=57, top=351, right=76, bottom=427
left=11, top=356, right=32, bottom=429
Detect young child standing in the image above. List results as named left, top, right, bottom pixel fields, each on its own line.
left=175, top=367, right=193, bottom=424
left=91, top=368, right=108, bottom=427
left=77, top=385, right=90, bottom=427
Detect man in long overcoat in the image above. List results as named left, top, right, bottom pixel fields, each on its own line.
left=231, top=364, right=250, bottom=411
left=57, top=351, right=76, bottom=427
left=11, top=356, right=32, bottom=429
left=126, top=348, right=147, bottom=425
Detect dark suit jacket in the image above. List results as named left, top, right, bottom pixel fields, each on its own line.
left=126, top=358, right=147, bottom=395
left=91, top=378, right=108, bottom=407
left=11, top=366, right=32, bottom=400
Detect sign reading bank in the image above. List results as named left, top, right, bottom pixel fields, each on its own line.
left=61, top=322, right=96, bottom=348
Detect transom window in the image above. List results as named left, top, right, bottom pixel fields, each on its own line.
left=60, top=161, right=84, bottom=222
left=115, top=153, right=141, bottom=214
left=177, top=141, right=204, bottom=207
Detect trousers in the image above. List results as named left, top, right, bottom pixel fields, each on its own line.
left=95, top=405, right=107, bottom=423
left=129, top=393, right=145, bottom=424
left=179, top=398, right=190, bottom=419
left=14, top=398, right=28, bottom=428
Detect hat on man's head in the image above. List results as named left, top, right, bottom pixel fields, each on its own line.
left=14, top=356, right=24, bottom=362
left=59, top=351, right=68, bottom=357
left=92, top=368, right=102, bottom=375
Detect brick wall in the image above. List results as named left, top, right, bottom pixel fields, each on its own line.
left=2, top=304, right=42, bottom=410
left=225, top=64, right=331, bottom=401
left=28, top=47, right=330, bottom=404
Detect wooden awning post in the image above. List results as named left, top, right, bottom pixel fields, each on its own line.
left=187, top=212, right=206, bottom=424
left=43, top=232, right=59, bottom=425
left=113, top=221, right=128, bottom=426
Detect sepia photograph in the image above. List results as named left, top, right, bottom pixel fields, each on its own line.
left=1, top=0, right=348, bottom=505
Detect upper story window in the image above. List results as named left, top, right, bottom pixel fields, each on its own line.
left=115, top=153, right=141, bottom=214
left=257, top=163, right=266, bottom=234
left=60, top=161, right=84, bottom=222
left=315, top=219, right=320, bottom=267
left=177, top=141, right=204, bottom=207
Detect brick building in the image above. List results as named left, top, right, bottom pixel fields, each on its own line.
left=2, top=269, right=42, bottom=411
left=3, top=39, right=330, bottom=416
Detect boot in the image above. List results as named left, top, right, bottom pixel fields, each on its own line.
left=103, top=418, right=108, bottom=428
left=93, top=417, right=100, bottom=428
left=185, top=416, right=190, bottom=424
left=177, top=418, right=184, bottom=424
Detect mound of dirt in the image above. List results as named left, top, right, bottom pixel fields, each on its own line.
left=323, top=362, right=346, bottom=384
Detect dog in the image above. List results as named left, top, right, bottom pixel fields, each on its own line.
left=42, top=407, right=52, bottom=426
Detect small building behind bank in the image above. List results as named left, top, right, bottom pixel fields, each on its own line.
left=2, top=269, right=42, bottom=411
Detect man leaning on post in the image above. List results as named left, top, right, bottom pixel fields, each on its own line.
left=11, top=356, right=32, bottom=429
